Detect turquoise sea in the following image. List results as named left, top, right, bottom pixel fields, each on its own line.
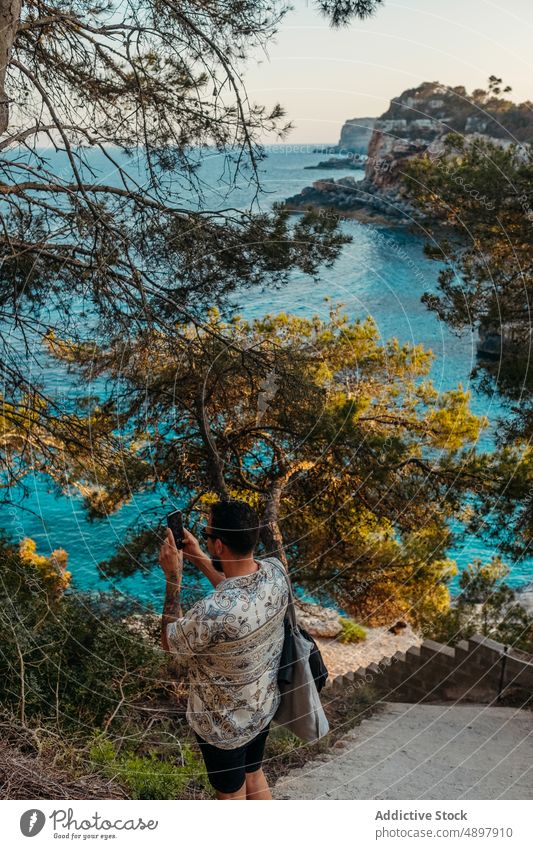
left=1, top=145, right=531, bottom=606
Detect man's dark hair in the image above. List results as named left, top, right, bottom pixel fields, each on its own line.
left=210, top=500, right=260, bottom=555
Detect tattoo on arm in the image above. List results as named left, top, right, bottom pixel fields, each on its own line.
left=161, top=572, right=183, bottom=653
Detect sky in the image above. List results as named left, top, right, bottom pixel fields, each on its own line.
left=244, top=0, right=533, bottom=143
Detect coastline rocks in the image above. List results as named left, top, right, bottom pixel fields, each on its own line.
left=477, top=318, right=533, bottom=358
left=285, top=80, right=533, bottom=223
left=295, top=600, right=343, bottom=637
left=285, top=174, right=425, bottom=222
left=304, top=156, right=365, bottom=170
left=122, top=612, right=161, bottom=642
left=516, top=584, right=533, bottom=616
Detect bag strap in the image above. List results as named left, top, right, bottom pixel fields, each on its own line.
left=264, top=555, right=298, bottom=631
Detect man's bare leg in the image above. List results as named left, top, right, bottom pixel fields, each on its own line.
left=216, top=780, right=247, bottom=800
left=245, top=768, right=272, bottom=800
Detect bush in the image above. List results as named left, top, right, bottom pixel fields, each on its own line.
left=90, top=734, right=210, bottom=799
left=426, top=558, right=533, bottom=654
left=338, top=618, right=366, bottom=644
left=0, top=535, right=169, bottom=731
left=265, top=725, right=301, bottom=757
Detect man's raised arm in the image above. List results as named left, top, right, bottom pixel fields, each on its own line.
left=159, top=527, right=184, bottom=653
left=181, top=527, right=225, bottom=589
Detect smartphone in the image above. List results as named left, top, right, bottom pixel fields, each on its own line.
left=167, top=510, right=185, bottom=549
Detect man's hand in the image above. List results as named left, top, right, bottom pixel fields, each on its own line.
left=159, top=527, right=183, bottom=579
left=181, top=527, right=204, bottom=564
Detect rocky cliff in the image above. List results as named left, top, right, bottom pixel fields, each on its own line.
left=338, top=116, right=376, bottom=153
left=286, top=82, right=533, bottom=221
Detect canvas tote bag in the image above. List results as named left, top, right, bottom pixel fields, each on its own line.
left=273, top=567, right=330, bottom=742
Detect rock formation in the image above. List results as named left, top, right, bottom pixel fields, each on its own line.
left=338, top=116, right=376, bottom=153
left=285, top=81, right=533, bottom=222
left=294, top=600, right=343, bottom=637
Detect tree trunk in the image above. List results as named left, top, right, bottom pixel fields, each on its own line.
left=0, top=0, right=21, bottom=136
left=194, top=393, right=229, bottom=500
left=260, top=480, right=288, bottom=568
left=260, top=460, right=316, bottom=567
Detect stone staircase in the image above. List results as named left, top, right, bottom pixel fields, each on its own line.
left=324, top=633, right=533, bottom=704
left=273, top=634, right=533, bottom=800
left=274, top=701, right=533, bottom=799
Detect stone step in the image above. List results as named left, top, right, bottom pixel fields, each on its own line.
left=274, top=702, right=533, bottom=800
left=323, top=633, right=533, bottom=705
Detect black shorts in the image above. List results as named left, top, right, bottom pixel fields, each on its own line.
left=195, top=722, right=271, bottom=794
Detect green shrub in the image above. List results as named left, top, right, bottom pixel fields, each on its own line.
left=0, top=535, right=169, bottom=731
left=426, top=558, right=533, bottom=655
left=338, top=618, right=366, bottom=644
left=265, top=725, right=301, bottom=757
left=90, top=734, right=210, bottom=800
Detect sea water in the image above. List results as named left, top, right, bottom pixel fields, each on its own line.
left=1, top=145, right=530, bottom=607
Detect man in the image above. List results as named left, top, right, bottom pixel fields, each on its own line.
left=159, top=499, right=289, bottom=800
